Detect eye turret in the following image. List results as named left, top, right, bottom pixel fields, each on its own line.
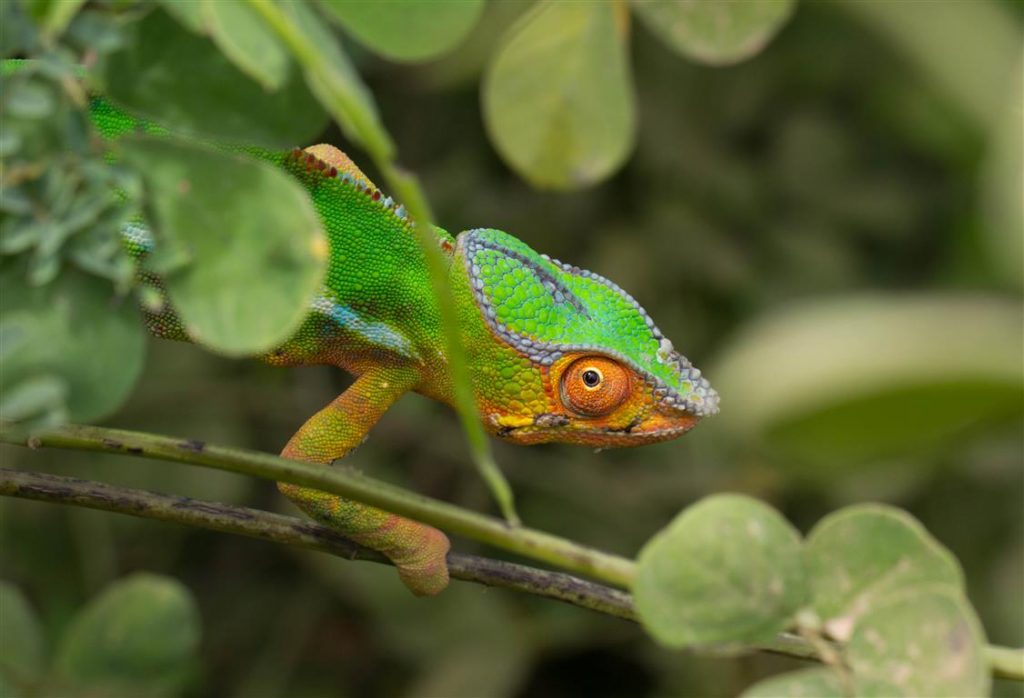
left=560, top=357, right=631, bottom=417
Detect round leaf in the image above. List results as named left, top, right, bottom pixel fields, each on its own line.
left=0, top=581, right=45, bottom=685
left=846, top=586, right=989, bottom=697
left=740, top=668, right=845, bottom=697
left=123, top=138, right=327, bottom=357
left=319, top=0, right=484, bottom=62
left=483, top=1, right=635, bottom=189
left=805, top=504, right=963, bottom=641
left=634, top=494, right=807, bottom=648
left=101, top=8, right=327, bottom=148
left=200, top=0, right=289, bottom=90
left=631, top=0, right=795, bottom=66
left=0, top=262, right=145, bottom=422
left=54, top=573, right=201, bottom=697
left=710, top=295, right=1024, bottom=469
left=0, top=374, right=67, bottom=423
left=156, top=0, right=202, bottom=33
left=280, top=0, right=384, bottom=149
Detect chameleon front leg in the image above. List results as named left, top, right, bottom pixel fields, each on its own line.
left=278, top=367, right=450, bottom=596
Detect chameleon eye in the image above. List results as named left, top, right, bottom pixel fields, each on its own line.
left=561, top=357, right=631, bottom=417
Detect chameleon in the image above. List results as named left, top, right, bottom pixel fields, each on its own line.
left=86, top=86, right=721, bottom=596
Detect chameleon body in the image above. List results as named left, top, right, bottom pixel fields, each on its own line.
left=92, top=96, right=720, bottom=596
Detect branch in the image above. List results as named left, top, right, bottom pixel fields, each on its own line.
left=0, top=421, right=636, bottom=588
left=0, top=468, right=633, bottom=620
left=2, top=424, right=1021, bottom=682
left=0, top=467, right=867, bottom=669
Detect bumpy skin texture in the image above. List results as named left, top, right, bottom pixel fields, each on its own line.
left=90, top=95, right=719, bottom=596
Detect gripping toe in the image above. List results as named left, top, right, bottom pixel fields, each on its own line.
left=395, top=527, right=451, bottom=597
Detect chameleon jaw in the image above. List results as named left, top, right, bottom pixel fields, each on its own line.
left=486, top=408, right=701, bottom=448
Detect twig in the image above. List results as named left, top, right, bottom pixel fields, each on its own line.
left=0, top=468, right=633, bottom=620
left=0, top=421, right=636, bottom=588
left=2, top=425, right=1022, bottom=682
left=0, top=467, right=918, bottom=673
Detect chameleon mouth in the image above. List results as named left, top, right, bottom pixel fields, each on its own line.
left=492, top=409, right=701, bottom=447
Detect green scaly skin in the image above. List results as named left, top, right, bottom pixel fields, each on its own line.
left=84, top=89, right=720, bottom=596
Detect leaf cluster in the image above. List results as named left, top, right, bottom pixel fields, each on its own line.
left=0, top=574, right=200, bottom=698
left=635, top=497, right=991, bottom=696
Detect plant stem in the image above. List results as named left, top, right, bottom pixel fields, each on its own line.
left=3, top=466, right=1021, bottom=682
left=0, top=467, right=631, bottom=620
left=0, top=421, right=634, bottom=588
left=987, top=645, right=1024, bottom=682
left=3, top=432, right=1022, bottom=683
left=245, top=0, right=518, bottom=526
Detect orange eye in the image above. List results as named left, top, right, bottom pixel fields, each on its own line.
left=560, top=357, right=631, bottom=417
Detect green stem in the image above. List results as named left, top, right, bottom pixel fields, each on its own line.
left=0, top=421, right=633, bottom=588
left=3, top=465, right=1021, bottom=682
left=245, top=0, right=518, bottom=526
left=0, top=467, right=631, bottom=619
left=4, top=429, right=1023, bottom=682
left=987, top=645, right=1024, bottom=682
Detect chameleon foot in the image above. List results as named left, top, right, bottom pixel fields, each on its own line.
left=392, top=524, right=451, bottom=597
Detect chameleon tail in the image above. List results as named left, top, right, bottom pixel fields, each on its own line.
left=278, top=366, right=451, bottom=596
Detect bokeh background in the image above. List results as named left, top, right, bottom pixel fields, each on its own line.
left=2, top=1, right=1021, bottom=696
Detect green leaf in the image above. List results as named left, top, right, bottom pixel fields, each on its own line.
left=101, top=8, right=328, bottom=147
left=980, top=51, right=1023, bottom=290
left=65, top=9, right=127, bottom=55
left=634, top=494, right=807, bottom=648
left=804, top=504, right=963, bottom=642
left=319, top=0, right=484, bottom=62
left=53, top=573, right=201, bottom=698
left=740, top=668, right=845, bottom=697
left=483, top=1, right=635, bottom=189
left=5, top=80, right=55, bottom=118
left=123, top=138, right=327, bottom=356
left=279, top=0, right=383, bottom=149
left=846, top=586, right=989, bottom=697
left=631, top=0, right=795, bottom=66
left=0, top=374, right=67, bottom=422
left=0, top=581, right=46, bottom=685
left=19, top=0, right=85, bottom=40
left=200, top=0, right=289, bottom=90
left=0, top=262, right=145, bottom=422
left=710, top=295, right=1024, bottom=470
left=156, top=0, right=203, bottom=33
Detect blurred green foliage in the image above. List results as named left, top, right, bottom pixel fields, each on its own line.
left=1, top=0, right=1021, bottom=696
left=632, top=498, right=991, bottom=696
left=483, top=1, right=635, bottom=189
left=1, top=574, right=200, bottom=697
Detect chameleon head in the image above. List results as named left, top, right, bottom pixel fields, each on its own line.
left=452, top=228, right=719, bottom=448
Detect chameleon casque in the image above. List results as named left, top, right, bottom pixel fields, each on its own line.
left=90, top=96, right=720, bottom=596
